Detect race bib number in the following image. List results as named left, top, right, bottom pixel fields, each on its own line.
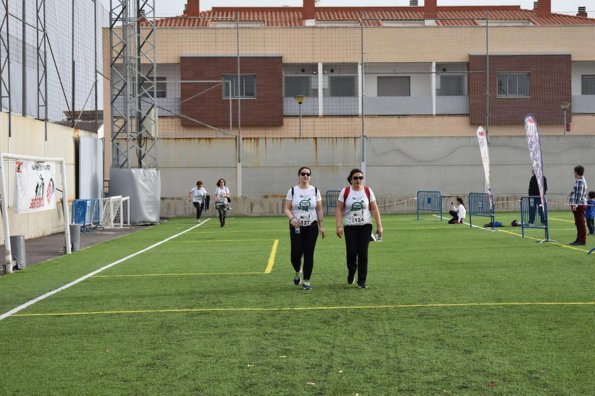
left=297, top=212, right=312, bottom=226
left=350, top=210, right=365, bottom=224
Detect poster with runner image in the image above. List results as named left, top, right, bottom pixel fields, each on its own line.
left=14, top=160, right=57, bottom=213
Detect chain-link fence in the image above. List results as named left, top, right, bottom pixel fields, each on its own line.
left=117, top=12, right=595, bottom=140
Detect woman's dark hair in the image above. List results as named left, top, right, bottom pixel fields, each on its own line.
left=347, top=168, right=363, bottom=184
left=574, top=165, right=584, bottom=176
left=456, top=196, right=466, bottom=208
left=216, top=178, right=226, bottom=186
left=297, top=166, right=311, bottom=176
left=196, top=180, right=203, bottom=186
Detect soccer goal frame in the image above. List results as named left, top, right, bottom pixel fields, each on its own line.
left=100, top=195, right=130, bottom=228
left=0, top=153, right=71, bottom=274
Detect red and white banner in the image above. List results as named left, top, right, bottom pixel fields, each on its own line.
left=524, top=114, right=546, bottom=207
left=476, top=126, right=493, bottom=209
left=14, top=161, right=57, bottom=213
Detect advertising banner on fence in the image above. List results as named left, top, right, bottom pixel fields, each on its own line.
left=476, top=126, right=493, bottom=209
left=15, top=161, right=57, bottom=213
left=524, top=114, right=546, bottom=207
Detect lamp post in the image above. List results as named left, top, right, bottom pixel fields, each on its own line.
left=560, top=102, right=571, bottom=135
left=294, top=95, right=305, bottom=137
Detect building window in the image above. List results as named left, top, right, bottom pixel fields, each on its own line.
left=329, top=76, right=357, bottom=97
left=438, top=75, right=465, bottom=96
left=141, top=77, right=166, bottom=98
left=581, top=75, right=595, bottom=95
left=284, top=76, right=313, bottom=98
left=223, top=74, right=256, bottom=99
left=497, top=72, right=530, bottom=97
left=378, top=76, right=410, bottom=97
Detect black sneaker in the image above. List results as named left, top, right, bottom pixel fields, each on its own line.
left=357, top=283, right=367, bottom=289
left=569, top=241, right=586, bottom=246
left=347, top=273, right=355, bottom=285
left=293, top=271, right=301, bottom=286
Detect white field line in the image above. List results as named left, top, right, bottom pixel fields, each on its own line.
left=0, top=220, right=209, bottom=322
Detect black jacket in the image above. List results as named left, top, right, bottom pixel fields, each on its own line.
left=529, top=175, right=547, bottom=196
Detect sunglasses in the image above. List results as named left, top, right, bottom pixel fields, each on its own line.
left=352, top=176, right=364, bottom=180
left=300, top=172, right=311, bottom=176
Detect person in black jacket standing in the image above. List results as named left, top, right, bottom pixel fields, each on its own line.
left=528, top=169, right=547, bottom=225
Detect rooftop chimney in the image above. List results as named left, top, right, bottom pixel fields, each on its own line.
left=303, top=0, right=316, bottom=23
left=577, top=6, right=588, bottom=17
left=536, top=0, right=551, bottom=16
left=185, top=0, right=200, bottom=17
left=424, top=0, right=437, bottom=20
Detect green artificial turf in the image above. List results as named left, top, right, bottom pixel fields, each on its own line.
left=0, top=214, right=593, bottom=394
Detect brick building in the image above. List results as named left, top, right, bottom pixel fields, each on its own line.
left=104, top=0, right=595, bottom=138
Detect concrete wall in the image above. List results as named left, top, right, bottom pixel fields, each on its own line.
left=0, top=113, right=81, bottom=240
left=159, top=135, right=595, bottom=217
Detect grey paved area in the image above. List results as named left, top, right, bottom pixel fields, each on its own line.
left=0, top=226, right=143, bottom=275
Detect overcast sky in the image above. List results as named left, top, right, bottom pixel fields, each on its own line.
left=99, top=1, right=591, bottom=18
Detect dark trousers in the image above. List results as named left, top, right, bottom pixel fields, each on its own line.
left=587, top=217, right=594, bottom=235
left=448, top=210, right=459, bottom=224
left=528, top=197, right=546, bottom=225
left=344, top=223, right=373, bottom=286
left=289, top=221, right=319, bottom=281
left=572, top=205, right=587, bottom=243
left=193, top=202, right=204, bottom=220
left=216, top=203, right=227, bottom=226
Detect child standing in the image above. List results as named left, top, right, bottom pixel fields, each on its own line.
left=586, top=191, right=595, bottom=235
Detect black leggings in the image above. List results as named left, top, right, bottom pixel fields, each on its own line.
left=289, top=221, right=319, bottom=281
left=193, top=202, right=204, bottom=220
left=344, top=223, right=372, bottom=286
left=217, top=204, right=227, bottom=227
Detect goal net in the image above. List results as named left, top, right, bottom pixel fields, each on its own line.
left=100, top=195, right=130, bottom=228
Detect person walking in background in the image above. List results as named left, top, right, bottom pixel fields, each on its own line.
left=448, top=197, right=467, bottom=224
left=528, top=169, right=548, bottom=225
left=335, top=168, right=383, bottom=289
left=569, top=165, right=588, bottom=246
left=284, top=166, right=325, bottom=290
left=189, top=180, right=208, bottom=223
left=586, top=191, right=595, bottom=235
left=214, top=178, right=231, bottom=227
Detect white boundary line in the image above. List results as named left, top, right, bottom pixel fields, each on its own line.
left=0, top=219, right=210, bottom=322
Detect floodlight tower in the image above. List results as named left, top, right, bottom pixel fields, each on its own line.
left=109, top=0, right=157, bottom=169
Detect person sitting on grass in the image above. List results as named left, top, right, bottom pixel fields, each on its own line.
left=448, top=197, right=466, bottom=224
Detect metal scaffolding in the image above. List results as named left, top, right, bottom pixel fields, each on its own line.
left=0, top=0, right=11, bottom=137
left=109, top=0, right=158, bottom=169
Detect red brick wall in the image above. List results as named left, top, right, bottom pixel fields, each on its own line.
left=469, top=54, right=571, bottom=125
left=180, top=56, right=283, bottom=127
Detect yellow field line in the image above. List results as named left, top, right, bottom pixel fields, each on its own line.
left=12, top=301, right=594, bottom=318
left=548, top=216, right=574, bottom=224
left=264, top=239, right=279, bottom=274
left=495, top=228, right=590, bottom=252
left=94, top=272, right=264, bottom=278
left=173, top=239, right=276, bottom=243
left=94, top=239, right=280, bottom=278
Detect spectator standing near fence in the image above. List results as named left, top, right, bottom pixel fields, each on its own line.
left=284, top=167, right=325, bottom=290
left=528, top=169, right=547, bottom=225
left=586, top=191, right=595, bottom=235
left=335, top=168, right=383, bottom=289
left=568, top=165, right=588, bottom=246
left=189, top=180, right=208, bottom=223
